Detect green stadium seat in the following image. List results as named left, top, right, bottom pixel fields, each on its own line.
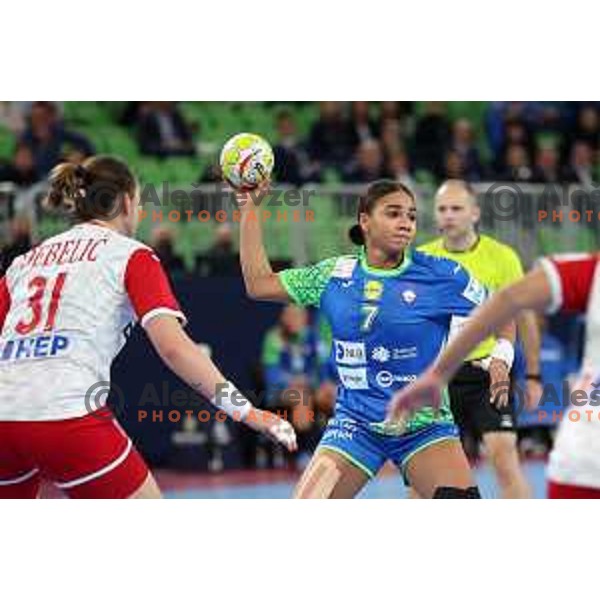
left=0, top=128, right=15, bottom=160
left=40, top=101, right=581, bottom=271
left=414, top=169, right=436, bottom=187
left=137, top=158, right=166, bottom=186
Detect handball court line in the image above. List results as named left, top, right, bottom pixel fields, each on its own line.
left=36, top=461, right=546, bottom=499
left=163, top=461, right=547, bottom=499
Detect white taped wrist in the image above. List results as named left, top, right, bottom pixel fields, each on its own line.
left=211, top=381, right=252, bottom=420
left=480, top=338, right=514, bottom=371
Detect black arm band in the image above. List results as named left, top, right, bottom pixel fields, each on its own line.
left=526, top=374, right=542, bottom=382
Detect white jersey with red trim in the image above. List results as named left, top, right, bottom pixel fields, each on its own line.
left=538, top=253, right=600, bottom=487
left=0, top=222, right=186, bottom=421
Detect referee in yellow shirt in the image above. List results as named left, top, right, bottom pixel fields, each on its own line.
left=419, top=180, right=541, bottom=499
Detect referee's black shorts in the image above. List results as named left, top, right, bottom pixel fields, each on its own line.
left=448, top=362, right=516, bottom=439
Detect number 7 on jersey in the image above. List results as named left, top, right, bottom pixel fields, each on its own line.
left=360, top=304, right=379, bottom=332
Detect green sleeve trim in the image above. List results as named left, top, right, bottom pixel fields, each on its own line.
left=278, top=271, right=303, bottom=305
left=359, top=246, right=413, bottom=277
left=278, top=256, right=340, bottom=307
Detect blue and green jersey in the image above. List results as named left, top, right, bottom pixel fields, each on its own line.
left=279, top=247, right=487, bottom=432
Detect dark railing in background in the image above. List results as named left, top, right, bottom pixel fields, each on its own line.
left=3, top=181, right=599, bottom=269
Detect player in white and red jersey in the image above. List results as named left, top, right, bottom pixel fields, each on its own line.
left=387, top=253, right=600, bottom=498
left=0, top=156, right=296, bottom=499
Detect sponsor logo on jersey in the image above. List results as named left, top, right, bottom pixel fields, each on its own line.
left=322, top=418, right=358, bottom=442
left=500, top=414, right=514, bottom=428
left=363, top=280, right=383, bottom=302
left=334, top=340, right=366, bottom=366
left=376, top=370, right=394, bottom=387
left=337, top=366, right=369, bottom=390
left=462, top=276, right=487, bottom=306
left=371, top=345, right=418, bottom=363
left=322, top=428, right=355, bottom=443
left=332, top=257, right=358, bottom=279
left=376, top=370, right=417, bottom=388
left=372, top=346, right=391, bottom=363
left=393, top=346, right=418, bottom=360
left=0, top=333, right=71, bottom=362
left=402, top=289, right=417, bottom=304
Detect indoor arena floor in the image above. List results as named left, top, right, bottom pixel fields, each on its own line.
left=159, top=460, right=548, bottom=499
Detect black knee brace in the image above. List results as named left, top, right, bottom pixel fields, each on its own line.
left=432, top=486, right=481, bottom=499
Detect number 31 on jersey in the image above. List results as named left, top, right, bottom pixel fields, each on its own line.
left=15, top=272, right=68, bottom=335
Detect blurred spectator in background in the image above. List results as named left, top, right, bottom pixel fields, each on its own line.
left=349, top=101, right=379, bottom=144
left=272, top=109, right=319, bottom=185
left=150, top=226, right=185, bottom=275
left=0, top=143, right=39, bottom=186
left=494, top=118, right=534, bottom=174
left=0, top=215, right=32, bottom=276
left=532, top=145, right=561, bottom=183
left=207, top=222, right=235, bottom=259
left=486, top=102, right=528, bottom=158
left=535, top=102, right=565, bottom=136
left=442, top=150, right=465, bottom=180
left=137, top=102, right=195, bottom=158
left=261, top=305, right=321, bottom=452
left=562, top=105, right=600, bottom=162
left=385, top=151, right=414, bottom=188
left=380, top=101, right=400, bottom=121
left=450, top=119, right=482, bottom=180
left=19, top=102, right=94, bottom=178
left=196, top=223, right=239, bottom=276
left=119, top=102, right=150, bottom=127
left=380, top=117, right=404, bottom=162
left=498, top=143, right=534, bottom=183
left=413, top=101, right=450, bottom=177
left=308, top=101, right=356, bottom=170
left=573, top=105, right=600, bottom=151
left=343, top=140, right=386, bottom=183
left=379, top=101, right=414, bottom=128
left=381, top=102, right=414, bottom=151
left=0, top=102, right=26, bottom=134
left=563, top=141, right=595, bottom=185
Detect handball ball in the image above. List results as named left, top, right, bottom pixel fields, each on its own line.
left=220, top=133, right=274, bottom=191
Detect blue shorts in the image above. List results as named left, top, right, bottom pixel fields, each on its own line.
left=318, top=412, right=459, bottom=483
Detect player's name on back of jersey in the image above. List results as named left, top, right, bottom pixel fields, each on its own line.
left=0, top=333, right=70, bottom=362
left=14, top=238, right=108, bottom=270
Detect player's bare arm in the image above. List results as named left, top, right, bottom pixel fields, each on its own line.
left=517, top=310, right=543, bottom=410
left=145, top=315, right=297, bottom=452
left=388, top=267, right=552, bottom=419
left=237, top=184, right=290, bottom=303
left=238, top=186, right=290, bottom=302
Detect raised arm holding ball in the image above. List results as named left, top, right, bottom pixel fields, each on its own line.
left=227, top=135, right=488, bottom=498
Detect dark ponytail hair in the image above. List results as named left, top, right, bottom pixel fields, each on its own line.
left=348, top=179, right=416, bottom=245
left=44, top=155, right=137, bottom=222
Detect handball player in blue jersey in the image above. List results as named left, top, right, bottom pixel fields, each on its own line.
left=238, top=180, right=512, bottom=498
